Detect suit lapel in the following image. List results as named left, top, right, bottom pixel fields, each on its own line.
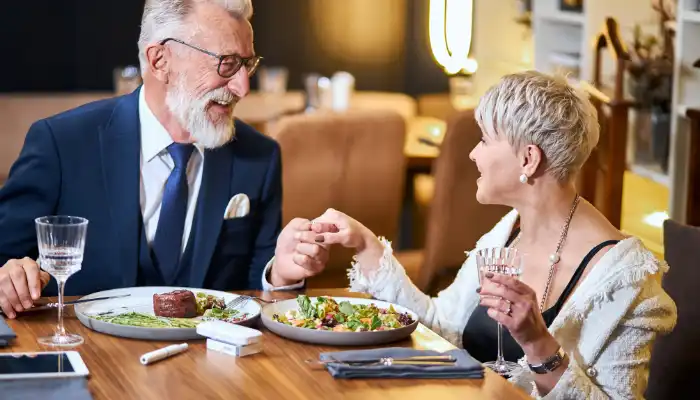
left=189, top=145, right=234, bottom=287
left=98, top=89, right=142, bottom=288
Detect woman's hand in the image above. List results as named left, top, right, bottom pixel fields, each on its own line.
left=478, top=272, right=559, bottom=355
left=480, top=273, right=570, bottom=393
left=298, top=208, right=375, bottom=251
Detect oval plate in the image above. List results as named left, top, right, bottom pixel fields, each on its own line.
left=75, top=286, right=261, bottom=341
left=261, top=297, right=418, bottom=346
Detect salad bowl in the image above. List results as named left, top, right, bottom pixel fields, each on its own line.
left=261, top=296, right=419, bottom=346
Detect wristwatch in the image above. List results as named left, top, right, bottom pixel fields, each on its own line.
left=527, top=347, right=566, bottom=374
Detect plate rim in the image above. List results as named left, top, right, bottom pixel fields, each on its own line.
left=75, top=286, right=262, bottom=332
left=260, top=296, right=419, bottom=334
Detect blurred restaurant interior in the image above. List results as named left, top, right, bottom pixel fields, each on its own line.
left=2, top=1, right=700, bottom=399
left=1, top=0, right=699, bottom=291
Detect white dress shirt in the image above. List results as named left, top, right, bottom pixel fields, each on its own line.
left=138, top=88, right=299, bottom=290
left=138, top=88, right=203, bottom=253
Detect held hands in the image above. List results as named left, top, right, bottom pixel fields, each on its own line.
left=478, top=273, right=554, bottom=349
left=270, top=218, right=338, bottom=286
left=270, top=209, right=383, bottom=286
left=0, top=257, right=51, bottom=318
left=300, top=208, right=374, bottom=250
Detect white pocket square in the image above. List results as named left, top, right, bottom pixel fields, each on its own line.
left=224, top=193, right=250, bottom=219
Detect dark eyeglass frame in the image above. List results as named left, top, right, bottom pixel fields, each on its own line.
left=159, top=38, right=262, bottom=78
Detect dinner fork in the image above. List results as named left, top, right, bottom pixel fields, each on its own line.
left=305, top=356, right=457, bottom=369
left=225, top=295, right=277, bottom=310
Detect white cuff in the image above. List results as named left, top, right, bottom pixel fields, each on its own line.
left=261, top=257, right=305, bottom=291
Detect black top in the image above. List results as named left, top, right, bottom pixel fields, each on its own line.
left=462, top=228, right=619, bottom=363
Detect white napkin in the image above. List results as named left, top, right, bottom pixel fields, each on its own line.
left=224, top=193, right=250, bottom=219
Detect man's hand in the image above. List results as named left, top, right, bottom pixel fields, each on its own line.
left=270, top=218, right=338, bottom=287
left=0, top=257, right=51, bottom=318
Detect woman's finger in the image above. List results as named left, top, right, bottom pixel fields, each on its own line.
left=311, top=222, right=339, bottom=234
left=486, top=307, right=513, bottom=328
left=479, top=296, right=514, bottom=316
left=479, top=280, right=524, bottom=304
left=294, top=231, right=327, bottom=244
left=484, top=272, right=532, bottom=295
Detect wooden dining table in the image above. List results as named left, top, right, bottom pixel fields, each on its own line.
left=3, top=288, right=530, bottom=400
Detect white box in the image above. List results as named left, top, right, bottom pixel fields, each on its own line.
left=196, top=320, right=262, bottom=346
left=206, top=339, right=263, bottom=357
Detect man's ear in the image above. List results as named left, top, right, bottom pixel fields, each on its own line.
left=145, top=43, right=170, bottom=83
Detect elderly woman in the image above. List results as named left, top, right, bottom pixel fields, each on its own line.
left=302, top=72, right=677, bottom=398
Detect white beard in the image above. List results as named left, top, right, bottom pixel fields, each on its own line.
left=165, top=73, right=237, bottom=149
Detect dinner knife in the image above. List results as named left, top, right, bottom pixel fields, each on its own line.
left=0, top=294, right=132, bottom=314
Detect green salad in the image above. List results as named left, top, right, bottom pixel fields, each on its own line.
left=272, top=295, right=414, bottom=332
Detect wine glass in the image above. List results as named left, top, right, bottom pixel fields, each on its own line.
left=35, top=216, right=88, bottom=347
left=475, top=247, right=524, bottom=376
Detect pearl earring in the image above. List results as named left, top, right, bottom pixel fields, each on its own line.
left=519, top=174, right=528, bottom=184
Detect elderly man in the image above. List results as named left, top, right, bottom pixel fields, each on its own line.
left=0, top=0, right=321, bottom=318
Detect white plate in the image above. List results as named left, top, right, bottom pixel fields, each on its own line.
left=261, top=297, right=418, bottom=346
left=75, top=287, right=261, bottom=341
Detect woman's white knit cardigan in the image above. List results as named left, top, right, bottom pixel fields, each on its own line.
left=348, top=210, right=677, bottom=399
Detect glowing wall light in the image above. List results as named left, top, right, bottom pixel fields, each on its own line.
left=428, top=0, right=478, bottom=75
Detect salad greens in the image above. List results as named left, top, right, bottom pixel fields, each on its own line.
left=272, top=295, right=414, bottom=332
left=195, top=292, right=225, bottom=315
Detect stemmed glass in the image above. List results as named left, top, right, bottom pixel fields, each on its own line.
left=475, top=247, right=524, bottom=376
left=35, top=216, right=88, bottom=347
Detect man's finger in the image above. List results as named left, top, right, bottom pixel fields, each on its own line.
left=1, top=276, right=23, bottom=313
left=0, top=294, right=16, bottom=319
left=39, top=271, right=51, bottom=290
left=289, top=218, right=312, bottom=231
left=292, top=253, right=325, bottom=274
left=12, top=270, right=33, bottom=309
left=22, top=260, right=43, bottom=300
left=295, top=242, right=322, bottom=259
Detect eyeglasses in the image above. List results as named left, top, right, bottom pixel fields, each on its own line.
left=160, top=38, right=262, bottom=78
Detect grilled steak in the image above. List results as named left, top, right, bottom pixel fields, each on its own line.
left=153, top=290, right=197, bottom=318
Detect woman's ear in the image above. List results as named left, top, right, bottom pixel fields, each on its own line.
left=520, top=144, right=544, bottom=178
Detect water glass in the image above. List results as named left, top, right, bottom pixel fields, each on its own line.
left=258, top=66, right=288, bottom=94
left=475, top=247, right=523, bottom=376
left=35, top=216, right=88, bottom=347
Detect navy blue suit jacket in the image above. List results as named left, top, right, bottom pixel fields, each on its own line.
left=0, top=89, right=282, bottom=295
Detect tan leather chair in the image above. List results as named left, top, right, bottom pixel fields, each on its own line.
left=0, top=93, right=111, bottom=181
left=269, top=110, right=407, bottom=287
left=396, top=110, right=510, bottom=292
left=350, top=92, right=417, bottom=120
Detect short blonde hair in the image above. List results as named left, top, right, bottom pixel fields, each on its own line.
left=475, top=71, right=599, bottom=183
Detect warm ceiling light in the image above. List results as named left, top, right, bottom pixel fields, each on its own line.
left=428, top=0, right=478, bottom=75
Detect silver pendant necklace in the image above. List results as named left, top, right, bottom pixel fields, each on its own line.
left=510, top=194, right=581, bottom=311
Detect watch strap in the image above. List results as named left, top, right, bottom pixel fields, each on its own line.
left=527, top=346, right=566, bottom=374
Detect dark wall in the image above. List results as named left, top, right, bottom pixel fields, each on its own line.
left=0, top=0, right=144, bottom=92
left=0, top=0, right=448, bottom=95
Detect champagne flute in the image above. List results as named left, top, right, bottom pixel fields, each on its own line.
left=35, top=216, right=88, bottom=347
left=475, top=247, right=523, bottom=376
